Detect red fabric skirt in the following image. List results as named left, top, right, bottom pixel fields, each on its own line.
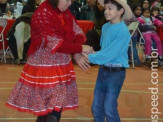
left=6, top=61, right=78, bottom=116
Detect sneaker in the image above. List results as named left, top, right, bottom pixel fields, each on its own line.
left=145, top=58, right=151, bottom=67
left=158, top=57, right=163, bottom=66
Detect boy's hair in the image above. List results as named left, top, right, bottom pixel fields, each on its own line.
left=104, top=0, right=124, bottom=18
left=104, top=0, right=123, bottom=10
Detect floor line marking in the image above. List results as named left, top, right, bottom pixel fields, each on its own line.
left=0, top=117, right=163, bottom=120
left=0, top=88, right=163, bottom=94
left=0, top=82, right=163, bottom=86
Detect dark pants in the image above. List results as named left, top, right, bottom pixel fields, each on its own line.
left=8, top=32, right=31, bottom=59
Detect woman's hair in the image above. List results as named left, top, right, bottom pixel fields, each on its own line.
left=94, top=0, right=104, bottom=19
left=141, top=0, right=150, bottom=8
left=104, top=0, right=123, bottom=11
left=132, top=4, right=142, bottom=12
left=48, top=0, right=59, bottom=8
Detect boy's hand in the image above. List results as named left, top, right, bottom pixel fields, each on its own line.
left=82, top=45, right=92, bottom=54
left=82, top=47, right=95, bottom=59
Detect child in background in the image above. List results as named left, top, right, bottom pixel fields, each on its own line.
left=137, top=8, right=163, bottom=65
left=125, top=13, right=142, bottom=66
left=83, top=0, right=132, bottom=121
left=151, top=0, right=161, bottom=9
left=151, top=7, right=163, bottom=21
left=133, top=4, right=142, bottom=18
left=160, top=4, right=163, bottom=15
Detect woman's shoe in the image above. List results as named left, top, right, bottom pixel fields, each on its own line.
left=36, top=115, right=46, bottom=122
left=45, top=115, right=58, bottom=122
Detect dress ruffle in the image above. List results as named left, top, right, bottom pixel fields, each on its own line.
left=6, top=60, right=78, bottom=115
left=6, top=81, right=78, bottom=115
left=19, top=62, right=75, bottom=88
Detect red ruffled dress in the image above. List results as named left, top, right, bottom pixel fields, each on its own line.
left=6, top=0, right=86, bottom=116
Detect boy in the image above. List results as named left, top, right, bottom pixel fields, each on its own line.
left=83, top=0, right=132, bottom=121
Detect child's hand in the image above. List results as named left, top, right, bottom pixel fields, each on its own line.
left=153, top=26, right=157, bottom=30
left=158, top=24, right=163, bottom=27
left=82, top=45, right=92, bottom=54
left=6, top=11, right=11, bottom=17
left=90, top=47, right=96, bottom=53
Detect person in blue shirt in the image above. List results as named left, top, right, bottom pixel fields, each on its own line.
left=82, top=0, right=132, bottom=121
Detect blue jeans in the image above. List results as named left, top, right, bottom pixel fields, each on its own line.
left=92, top=66, right=126, bottom=122
left=128, top=36, right=141, bottom=65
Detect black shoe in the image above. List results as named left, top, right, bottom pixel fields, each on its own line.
left=158, top=58, right=163, bottom=66
left=36, top=115, right=46, bottom=122
left=145, top=58, right=151, bottom=67
left=45, top=115, right=58, bottom=122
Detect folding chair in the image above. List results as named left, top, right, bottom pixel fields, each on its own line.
left=0, top=18, right=8, bottom=63
left=128, top=22, right=139, bottom=68
left=0, top=18, right=13, bottom=63
left=136, top=25, right=146, bottom=62
left=137, top=27, right=145, bottom=52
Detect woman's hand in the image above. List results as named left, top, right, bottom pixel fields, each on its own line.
left=74, top=53, right=90, bottom=71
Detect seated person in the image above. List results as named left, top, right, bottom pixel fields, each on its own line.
left=137, top=8, right=163, bottom=66
left=69, top=0, right=82, bottom=20
left=80, top=0, right=95, bottom=21
left=151, top=7, right=163, bottom=21
left=0, top=0, right=11, bottom=17
left=7, top=12, right=33, bottom=63
left=22, top=0, right=41, bottom=14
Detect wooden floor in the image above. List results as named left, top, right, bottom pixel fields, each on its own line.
left=0, top=63, right=163, bottom=122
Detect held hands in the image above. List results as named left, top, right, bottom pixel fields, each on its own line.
left=74, top=45, right=95, bottom=71
left=74, top=53, right=90, bottom=71
left=81, top=45, right=95, bottom=60
left=82, top=45, right=94, bottom=54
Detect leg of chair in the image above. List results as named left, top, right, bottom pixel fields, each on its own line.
left=130, top=39, right=135, bottom=68
left=1, top=38, right=6, bottom=63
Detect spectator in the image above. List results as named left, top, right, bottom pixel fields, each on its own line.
left=151, top=0, right=161, bottom=9
left=69, top=0, right=82, bottom=20
left=137, top=8, right=163, bottom=66
left=0, top=0, right=11, bottom=17
left=80, top=0, right=96, bottom=21
left=7, top=12, right=33, bottom=64
left=151, top=7, right=163, bottom=21
left=133, top=4, right=142, bottom=17
left=94, top=0, right=106, bottom=35
left=22, top=0, right=41, bottom=14
left=141, top=0, right=150, bottom=9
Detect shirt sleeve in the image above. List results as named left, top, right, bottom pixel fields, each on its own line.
left=88, top=28, right=131, bottom=65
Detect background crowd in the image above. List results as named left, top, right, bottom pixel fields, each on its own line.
left=0, top=0, right=163, bottom=67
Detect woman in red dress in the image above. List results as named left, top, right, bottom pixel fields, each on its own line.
left=6, top=0, right=91, bottom=121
